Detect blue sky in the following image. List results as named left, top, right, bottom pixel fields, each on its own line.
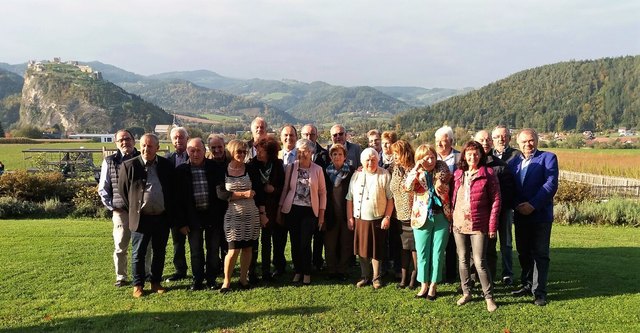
left=2, top=0, right=639, bottom=88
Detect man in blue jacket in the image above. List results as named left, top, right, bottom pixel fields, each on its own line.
left=508, top=128, right=558, bottom=306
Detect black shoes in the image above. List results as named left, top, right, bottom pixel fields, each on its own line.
left=512, top=286, right=532, bottom=297
left=534, top=297, right=547, bottom=306
left=166, top=273, right=187, bottom=282
left=502, top=276, right=513, bottom=285
left=189, top=282, right=205, bottom=291
left=114, top=280, right=128, bottom=287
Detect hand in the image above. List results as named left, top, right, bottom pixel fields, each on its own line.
left=348, top=218, right=355, bottom=231
left=489, top=232, right=497, bottom=239
left=516, top=202, right=535, bottom=215
left=263, top=184, right=274, bottom=193
left=318, top=218, right=325, bottom=231
left=246, top=190, right=255, bottom=199
left=180, top=226, right=190, bottom=235
left=260, top=214, right=269, bottom=227
left=381, top=217, right=390, bottom=230
left=276, top=212, right=284, bottom=226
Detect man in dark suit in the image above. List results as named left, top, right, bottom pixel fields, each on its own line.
left=508, top=128, right=558, bottom=306
left=328, top=124, right=361, bottom=168
left=175, top=138, right=223, bottom=291
left=118, top=133, right=175, bottom=298
left=301, top=124, right=329, bottom=169
left=165, top=126, right=189, bottom=281
left=475, top=130, right=516, bottom=284
left=492, top=125, right=522, bottom=163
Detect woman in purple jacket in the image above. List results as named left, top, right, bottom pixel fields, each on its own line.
left=452, top=141, right=501, bottom=312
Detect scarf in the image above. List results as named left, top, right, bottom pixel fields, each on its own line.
left=258, top=161, right=272, bottom=184
left=326, top=163, right=351, bottom=187
left=425, top=170, right=443, bottom=220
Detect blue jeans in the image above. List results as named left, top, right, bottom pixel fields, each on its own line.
left=188, top=221, right=221, bottom=284
left=170, top=226, right=188, bottom=275
left=131, top=215, right=170, bottom=286
left=514, top=218, right=552, bottom=298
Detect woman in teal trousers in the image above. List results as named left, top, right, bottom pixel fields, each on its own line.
left=404, top=144, right=453, bottom=300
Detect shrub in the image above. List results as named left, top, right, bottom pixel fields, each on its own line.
left=42, top=197, right=72, bottom=217
left=554, top=198, right=640, bottom=227
left=70, top=183, right=108, bottom=218
left=0, top=170, right=75, bottom=202
left=555, top=180, right=593, bottom=203
left=0, top=137, right=39, bottom=144
left=0, top=196, right=44, bottom=218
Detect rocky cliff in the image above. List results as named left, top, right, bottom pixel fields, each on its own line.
left=19, top=61, right=172, bottom=132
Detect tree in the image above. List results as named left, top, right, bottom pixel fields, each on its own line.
left=0, top=121, right=5, bottom=138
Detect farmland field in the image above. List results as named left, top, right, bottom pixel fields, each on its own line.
left=548, top=148, right=640, bottom=179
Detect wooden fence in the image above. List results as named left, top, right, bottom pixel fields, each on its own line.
left=559, top=170, right=640, bottom=198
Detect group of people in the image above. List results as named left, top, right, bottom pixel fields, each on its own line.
left=98, top=118, right=558, bottom=311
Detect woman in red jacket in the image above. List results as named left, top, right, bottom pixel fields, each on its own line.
left=452, top=141, right=501, bottom=312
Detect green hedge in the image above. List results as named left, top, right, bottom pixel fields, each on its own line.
left=555, top=198, right=640, bottom=227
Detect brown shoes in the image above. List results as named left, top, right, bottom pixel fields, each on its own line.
left=486, top=299, right=498, bottom=312
left=151, top=282, right=166, bottom=294
left=132, top=286, right=143, bottom=298
left=457, top=294, right=473, bottom=306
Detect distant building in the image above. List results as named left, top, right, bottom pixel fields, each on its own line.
left=69, top=133, right=115, bottom=143
left=155, top=124, right=172, bottom=135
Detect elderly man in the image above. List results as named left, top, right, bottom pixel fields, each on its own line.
left=474, top=130, right=516, bottom=285
left=508, top=128, right=558, bottom=306
left=166, top=127, right=190, bottom=282
left=247, top=117, right=268, bottom=161
left=301, top=124, right=329, bottom=169
left=175, top=138, right=223, bottom=291
left=492, top=125, right=522, bottom=163
left=279, top=125, right=298, bottom=166
left=98, top=129, right=150, bottom=287
left=328, top=124, right=362, bottom=168
left=205, top=133, right=229, bottom=276
left=434, top=125, right=460, bottom=284
left=205, top=134, right=228, bottom=164
left=118, top=133, right=174, bottom=298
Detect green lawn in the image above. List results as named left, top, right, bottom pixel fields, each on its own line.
left=0, top=220, right=638, bottom=332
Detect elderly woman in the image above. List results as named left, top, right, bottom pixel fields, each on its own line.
left=389, top=140, right=417, bottom=289
left=453, top=141, right=501, bottom=312
left=404, top=144, right=452, bottom=300
left=248, top=136, right=286, bottom=281
left=346, top=148, right=394, bottom=289
left=216, top=139, right=268, bottom=293
left=324, top=143, right=355, bottom=281
left=278, top=138, right=326, bottom=285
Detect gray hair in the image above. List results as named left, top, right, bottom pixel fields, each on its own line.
left=170, top=126, right=189, bottom=139
left=295, top=138, right=316, bottom=153
left=360, top=147, right=379, bottom=165
left=435, top=125, right=454, bottom=142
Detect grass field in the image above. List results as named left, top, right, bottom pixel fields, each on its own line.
left=0, top=219, right=638, bottom=332
left=548, top=148, right=640, bottom=179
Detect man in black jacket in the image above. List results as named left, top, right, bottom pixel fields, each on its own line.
left=118, top=133, right=174, bottom=298
left=175, top=138, right=224, bottom=290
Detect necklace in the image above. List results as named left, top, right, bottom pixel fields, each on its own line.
left=228, top=164, right=244, bottom=171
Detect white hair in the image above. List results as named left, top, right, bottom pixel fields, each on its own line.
left=435, top=125, right=454, bottom=142
left=295, top=138, right=316, bottom=153
left=360, top=147, right=379, bottom=165
left=170, top=126, right=189, bottom=138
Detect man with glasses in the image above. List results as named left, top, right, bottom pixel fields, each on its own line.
left=99, top=129, right=150, bottom=287
left=328, top=124, right=362, bottom=168
left=301, top=124, right=329, bottom=169
left=491, top=125, right=522, bottom=163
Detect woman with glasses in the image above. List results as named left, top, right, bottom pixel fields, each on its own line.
left=216, top=139, right=268, bottom=293
left=278, top=139, right=327, bottom=285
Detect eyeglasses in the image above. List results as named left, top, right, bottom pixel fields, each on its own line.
left=236, top=150, right=247, bottom=154
left=332, top=132, right=345, bottom=137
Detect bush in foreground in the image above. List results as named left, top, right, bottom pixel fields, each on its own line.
left=555, top=197, right=640, bottom=227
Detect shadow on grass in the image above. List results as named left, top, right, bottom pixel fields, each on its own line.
left=0, top=306, right=329, bottom=332
left=527, top=247, right=640, bottom=301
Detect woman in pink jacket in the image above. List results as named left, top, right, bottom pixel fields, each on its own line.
left=278, top=139, right=326, bottom=286
left=452, top=140, right=501, bottom=312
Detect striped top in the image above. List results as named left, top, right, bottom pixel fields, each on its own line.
left=223, top=172, right=260, bottom=242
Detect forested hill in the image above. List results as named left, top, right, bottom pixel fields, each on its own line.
left=396, top=55, right=640, bottom=132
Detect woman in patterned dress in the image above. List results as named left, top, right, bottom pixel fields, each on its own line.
left=217, top=139, right=267, bottom=292
left=389, top=140, right=417, bottom=289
